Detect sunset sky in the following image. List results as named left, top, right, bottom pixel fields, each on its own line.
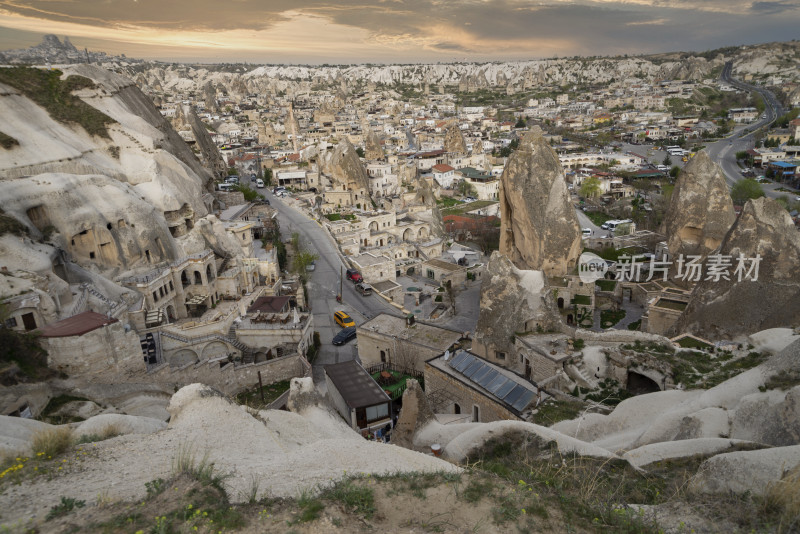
left=0, top=0, right=797, bottom=64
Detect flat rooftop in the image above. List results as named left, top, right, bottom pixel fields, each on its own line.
left=325, top=360, right=390, bottom=409
left=351, top=253, right=392, bottom=267
left=39, top=311, right=118, bottom=338
left=358, top=313, right=463, bottom=351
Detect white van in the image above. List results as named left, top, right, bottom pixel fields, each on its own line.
left=255, top=178, right=265, bottom=188
left=604, top=219, right=633, bottom=233
left=217, top=183, right=234, bottom=192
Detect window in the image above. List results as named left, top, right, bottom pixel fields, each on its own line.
left=365, top=403, right=389, bottom=422
left=496, top=351, right=506, bottom=361
left=5, top=317, right=17, bottom=328
left=472, top=405, right=480, bottom=422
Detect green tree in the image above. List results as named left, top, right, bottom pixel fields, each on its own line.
left=355, top=147, right=365, bottom=158
left=457, top=180, right=478, bottom=198
left=515, top=117, right=526, bottom=128
left=263, top=168, right=273, bottom=187
left=233, top=184, right=259, bottom=201
left=730, top=179, right=765, bottom=205
left=293, top=250, right=319, bottom=281
left=579, top=176, right=602, bottom=199
left=663, top=154, right=672, bottom=166
left=669, top=166, right=681, bottom=179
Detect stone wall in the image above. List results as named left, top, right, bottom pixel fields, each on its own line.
left=424, top=363, right=520, bottom=423
left=148, top=353, right=307, bottom=396
left=42, top=322, right=143, bottom=378
left=356, top=329, right=442, bottom=372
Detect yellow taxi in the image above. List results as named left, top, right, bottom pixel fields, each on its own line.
left=333, top=311, right=355, bottom=328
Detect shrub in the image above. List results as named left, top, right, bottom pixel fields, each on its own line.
left=31, top=427, right=73, bottom=458
left=46, top=496, right=85, bottom=520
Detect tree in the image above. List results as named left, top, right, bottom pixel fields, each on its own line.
left=457, top=180, right=478, bottom=198
left=293, top=250, right=319, bottom=282
left=579, top=176, right=602, bottom=199
left=730, top=179, right=765, bottom=205
left=355, top=147, right=365, bottom=158
left=263, top=168, right=273, bottom=187
left=515, top=117, right=527, bottom=128
left=663, top=154, right=672, bottom=166
left=669, top=166, right=680, bottom=179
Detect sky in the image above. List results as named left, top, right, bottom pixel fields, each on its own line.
left=0, top=0, right=798, bottom=64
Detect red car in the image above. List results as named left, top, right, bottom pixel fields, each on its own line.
left=346, top=268, right=363, bottom=283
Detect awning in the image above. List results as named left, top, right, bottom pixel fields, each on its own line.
left=186, top=294, right=208, bottom=306
left=145, top=310, right=163, bottom=326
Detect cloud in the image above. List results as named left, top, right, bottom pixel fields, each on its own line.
left=0, top=0, right=798, bottom=62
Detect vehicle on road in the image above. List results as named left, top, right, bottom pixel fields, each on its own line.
left=582, top=228, right=592, bottom=238
left=306, top=261, right=315, bottom=272
left=334, top=311, right=355, bottom=328
left=346, top=268, right=363, bottom=283
left=217, top=183, right=234, bottom=192
left=273, top=186, right=286, bottom=194
left=332, top=326, right=357, bottom=346
left=256, top=178, right=265, bottom=188
left=226, top=175, right=239, bottom=184
left=355, top=282, right=373, bottom=296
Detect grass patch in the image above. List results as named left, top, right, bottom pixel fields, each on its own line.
left=39, top=394, right=90, bottom=425
left=436, top=197, right=461, bottom=208
left=595, top=279, right=617, bottom=292
left=534, top=399, right=587, bottom=426
left=46, top=496, right=85, bottom=521
left=600, top=308, right=626, bottom=328
left=234, top=380, right=291, bottom=410
left=572, top=294, right=591, bottom=306
left=0, top=208, right=28, bottom=238
left=676, top=336, right=713, bottom=350
left=0, top=131, right=19, bottom=149
left=323, top=478, right=376, bottom=518
left=172, top=443, right=231, bottom=492
left=663, top=350, right=768, bottom=389
left=585, top=211, right=612, bottom=227
left=0, top=67, right=115, bottom=138
left=296, top=490, right=325, bottom=523
left=578, top=378, right=634, bottom=406
left=627, top=319, right=641, bottom=331
left=31, top=427, right=73, bottom=458
left=762, top=369, right=800, bottom=391
left=324, top=213, right=357, bottom=222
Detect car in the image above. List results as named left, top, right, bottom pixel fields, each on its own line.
left=334, top=311, right=355, bottom=328
left=581, top=228, right=592, bottom=238
left=226, top=175, right=239, bottom=184
left=346, top=268, right=363, bottom=283
left=795, top=196, right=800, bottom=202
left=306, top=260, right=316, bottom=272
left=355, top=282, right=373, bottom=296
left=255, top=178, right=265, bottom=188
left=332, top=326, right=357, bottom=346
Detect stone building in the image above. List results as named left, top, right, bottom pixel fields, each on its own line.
left=424, top=349, right=543, bottom=423
left=356, top=313, right=464, bottom=372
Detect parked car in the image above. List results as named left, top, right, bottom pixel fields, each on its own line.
left=582, top=228, right=592, bottom=238
left=255, top=178, right=265, bottom=188
left=332, top=326, right=357, bottom=346
left=226, top=175, right=239, bottom=184
left=306, top=260, right=316, bottom=272
left=346, top=268, right=363, bottom=283
left=333, top=311, right=355, bottom=328
left=355, top=282, right=372, bottom=296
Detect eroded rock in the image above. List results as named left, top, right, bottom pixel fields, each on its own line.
left=499, top=127, right=581, bottom=276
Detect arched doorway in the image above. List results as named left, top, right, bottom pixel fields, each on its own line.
left=627, top=371, right=661, bottom=395
left=566, top=314, right=574, bottom=325
left=194, top=271, right=202, bottom=285
left=454, top=403, right=461, bottom=415
left=557, top=297, right=564, bottom=309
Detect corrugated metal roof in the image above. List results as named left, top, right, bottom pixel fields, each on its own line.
left=325, top=360, right=390, bottom=409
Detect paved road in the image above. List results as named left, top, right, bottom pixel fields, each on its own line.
left=705, top=62, right=796, bottom=199
left=255, top=185, right=401, bottom=380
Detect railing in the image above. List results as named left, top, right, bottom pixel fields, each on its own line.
left=119, top=250, right=214, bottom=285
left=364, top=362, right=424, bottom=382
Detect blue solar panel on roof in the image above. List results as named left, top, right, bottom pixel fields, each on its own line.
left=453, top=353, right=474, bottom=373
left=476, top=369, right=499, bottom=388
left=472, top=365, right=492, bottom=384
left=503, top=384, right=527, bottom=406
left=448, top=351, right=467, bottom=369
left=495, top=380, right=516, bottom=398
left=486, top=375, right=509, bottom=394
left=512, top=390, right=537, bottom=411
left=463, top=361, right=484, bottom=378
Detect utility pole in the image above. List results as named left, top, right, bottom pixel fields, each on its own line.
left=339, top=266, right=343, bottom=302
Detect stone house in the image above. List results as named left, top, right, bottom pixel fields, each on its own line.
left=424, top=349, right=543, bottom=423
left=325, top=360, right=392, bottom=432
left=356, top=313, right=464, bottom=372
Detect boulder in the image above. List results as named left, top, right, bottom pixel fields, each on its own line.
left=499, top=127, right=581, bottom=276
left=73, top=413, right=167, bottom=437
left=474, top=252, right=561, bottom=357
left=689, top=445, right=800, bottom=496
left=392, top=379, right=436, bottom=450
left=670, top=197, right=800, bottom=339
left=662, top=151, right=735, bottom=263
left=622, top=438, right=758, bottom=468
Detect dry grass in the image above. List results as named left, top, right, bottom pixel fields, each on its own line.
left=31, top=427, right=73, bottom=457
left=764, top=464, right=800, bottom=533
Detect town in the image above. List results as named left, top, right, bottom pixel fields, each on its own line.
left=0, top=35, right=799, bottom=533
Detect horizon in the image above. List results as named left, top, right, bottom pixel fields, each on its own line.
left=0, top=0, right=798, bottom=64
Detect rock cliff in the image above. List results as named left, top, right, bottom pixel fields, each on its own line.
left=499, top=127, right=581, bottom=276
left=444, top=123, right=468, bottom=154
left=662, top=151, right=735, bottom=261
left=474, top=252, right=561, bottom=356
left=322, top=137, right=371, bottom=193
left=365, top=128, right=383, bottom=160
left=670, top=198, right=800, bottom=339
